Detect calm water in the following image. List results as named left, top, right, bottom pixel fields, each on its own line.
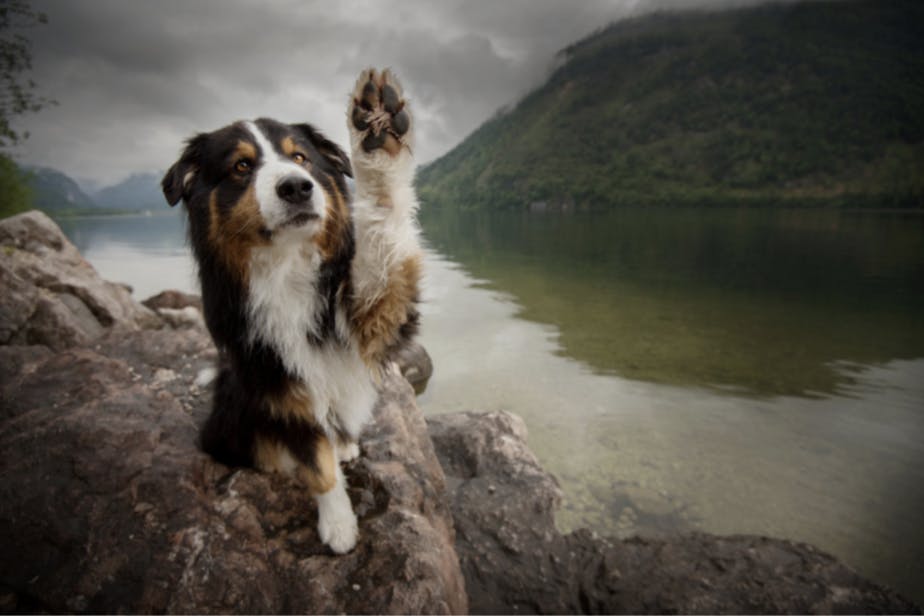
left=58, top=208, right=924, bottom=603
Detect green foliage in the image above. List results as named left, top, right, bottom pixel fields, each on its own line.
left=0, top=151, right=31, bottom=217
left=0, top=0, right=54, bottom=147
left=416, top=0, right=924, bottom=210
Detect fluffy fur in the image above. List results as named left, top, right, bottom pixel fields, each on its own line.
left=161, top=68, right=422, bottom=554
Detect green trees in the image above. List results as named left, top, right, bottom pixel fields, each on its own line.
left=1, top=0, right=54, bottom=217
left=0, top=149, right=29, bottom=216
left=417, top=1, right=924, bottom=210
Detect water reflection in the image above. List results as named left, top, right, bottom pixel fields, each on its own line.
left=56, top=212, right=197, bottom=299
left=416, top=249, right=924, bottom=606
left=420, top=207, right=924, bottom=398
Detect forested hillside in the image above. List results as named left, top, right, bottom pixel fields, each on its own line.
left=416, top=1, right=924, bottom=209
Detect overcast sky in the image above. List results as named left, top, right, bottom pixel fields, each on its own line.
left=10, top=0, right=774, bottom=190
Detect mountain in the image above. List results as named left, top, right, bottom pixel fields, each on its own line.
left=416, top=0, right=924, bottom=210
left=23, top=166, right=98, bottom=212
left=93, top=172, right=165, bottom=212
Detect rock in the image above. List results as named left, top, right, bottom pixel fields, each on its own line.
left=141, top=291, right=206, bottom=328
left=0, top=211, right=161, bottom=343
left=156, top=306, right=205, bottom=329
left=0, top=211, right=467, bottom=614
left=141, top=289, right=203, bottom=312
left=427, top=411, right=920, bottom=615
left=428, top=411, right=574, bottom=614
left=0, top=325, right=466, bottom=614
left=390, top=340, right=434, bottom=394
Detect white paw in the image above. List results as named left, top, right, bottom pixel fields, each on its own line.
left=338, top=441, right=361, bottom=464
left=316, top=484, right=358, bottom=554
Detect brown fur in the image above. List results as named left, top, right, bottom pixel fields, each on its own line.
left=280, top=136, right=298, bottom=157
left=253, top=435, right=338, bottom=495
left=313, top=184, right=351, bottom=261
left=352, top=254, right=421, bottom=365
left=298, top=437, right=338, bottom=495
left=233, top=140, right=258, bottom=163
left=266, top=382, right=315, bottom=424
left=207, top=186, right=269, bottom=285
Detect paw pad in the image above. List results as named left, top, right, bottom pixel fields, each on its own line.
left=350, top=68, right=410, bottom=155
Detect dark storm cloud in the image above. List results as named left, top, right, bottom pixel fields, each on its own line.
left=10, top=0, right=777, bottom=187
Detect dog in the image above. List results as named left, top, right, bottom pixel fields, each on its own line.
left=161, top=68, right=422, bottom=554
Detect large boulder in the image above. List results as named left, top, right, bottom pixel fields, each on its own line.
left=0, top=211, right=467, bottom=614
left=0, top=210, right=159, bottom=349
left=0, top=326, right=467, bottom=614
left=427, top=411, right=920, bottom=614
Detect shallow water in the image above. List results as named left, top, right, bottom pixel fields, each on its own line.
left=57, top=208, right=924, bottom=603
left=418, top=207, right=924, bottom=603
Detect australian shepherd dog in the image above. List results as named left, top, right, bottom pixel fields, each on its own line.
left=161, top=69, right=422, bottom=553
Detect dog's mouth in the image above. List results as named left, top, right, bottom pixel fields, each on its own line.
left=282, top=211, right=320, bottom=228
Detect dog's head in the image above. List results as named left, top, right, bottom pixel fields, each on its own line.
left=162, top=119, right=353, bottom=267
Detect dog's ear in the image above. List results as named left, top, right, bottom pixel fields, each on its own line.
left=293, top=123, right=353, bottom=178
left=162, top=134, right=206, bottom=206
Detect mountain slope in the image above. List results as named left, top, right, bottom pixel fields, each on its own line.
left=23, top=166, right=98, bottom=212
left=416, top=0, right=924, bottom=209
left=94, top=172, right=164, bottom=212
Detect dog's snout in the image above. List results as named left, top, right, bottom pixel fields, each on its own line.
left=276, top=175, right=313, bottom=205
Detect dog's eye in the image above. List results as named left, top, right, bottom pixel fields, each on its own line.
left=291, top=152, right=306, bottom=164
left=234, top=159, right=252, bottom=174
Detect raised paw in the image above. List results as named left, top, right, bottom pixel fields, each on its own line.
left=349, top=68, right=411, bottom=156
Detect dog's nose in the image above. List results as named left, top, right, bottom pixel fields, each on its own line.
left=276, top=175, right=313, bottom=205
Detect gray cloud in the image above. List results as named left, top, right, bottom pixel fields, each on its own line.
left=9, top=0, right=776, bottom=187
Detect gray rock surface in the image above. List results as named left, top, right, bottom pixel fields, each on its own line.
left=390, top=340, right=434, bottom=394
left=0, top=210, right=159, bottom=348
left=427, top=410, right=920, bottom=615
left=0, top=211, right=467, bottom=614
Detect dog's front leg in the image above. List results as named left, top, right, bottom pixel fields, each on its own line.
left=254, top=434, right=358, bottom=554
left=346, top=68, right=424, bottom=366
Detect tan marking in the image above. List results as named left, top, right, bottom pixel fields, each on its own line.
left=253, top=437, right=298, bottom=476
left=233, top=140, right=257, bottom=163
left=253, top=434, right=338, bottom=496
left=280, top=136, right=297, bottom=157
left=352, top=254, right=422, bottom=365
left=266, top=382, right=316, bottom=424
left=206, top=184, right=269, bottom=284
left=296, top=436, right=338, bottom=495
left=314, top=183, right=351, bottom=261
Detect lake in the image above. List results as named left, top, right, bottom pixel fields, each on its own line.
left=57, top=206, right=924, bottom=604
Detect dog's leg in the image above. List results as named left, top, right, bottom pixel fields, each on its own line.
left=347, top=68, right=423, bottom=366
left=254, top=434, right=358, bottom=554
left=309, top=463, right=357, bottom=555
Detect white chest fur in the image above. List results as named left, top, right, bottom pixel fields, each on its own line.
left=246, top=236, right=375, bottom=438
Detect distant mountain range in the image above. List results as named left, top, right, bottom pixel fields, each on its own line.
left=23, top=167, right=98, bottom=212
left=22, top=166, right=164, bottom=214
left=416, top=0, right=924, bottom=209
left=94, top=172, right=165, bottom=212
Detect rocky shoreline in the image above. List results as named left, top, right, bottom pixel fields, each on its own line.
left=0, top=210, right=918, bottom=614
